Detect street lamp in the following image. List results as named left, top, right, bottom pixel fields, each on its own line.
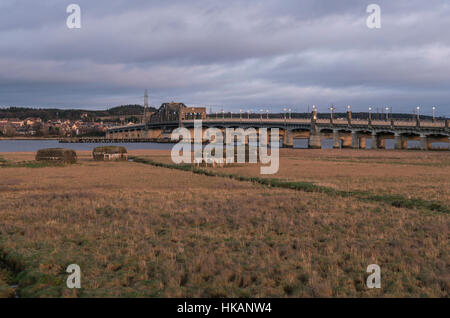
left=385, top=106, right=389, bottom=121
left=247, top=110, right=250, bottom=119
left=432, top=106, right=436, bottom=122
left=329, top=106, right=335, bottom=121
left=260, top=109, right=263, bottom=121
left=222, top=109, right=225, bottom=119
left=230, top=111, right=233, bottom=119
left=240, top=109, right=242, bottom=121
left=288, top=108, right=291, bottom=119
left=368, top=106, right=372, bottom=121
left=266, top=109, right=269, bottom=119
left=283, top=108, right=287, bottom=120
left=416, top=106, right=420, bottom=121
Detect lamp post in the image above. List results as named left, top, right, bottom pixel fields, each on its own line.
left=230, top=111, right=233, bottom=119
left=385, top=106, right=389, bottom=121
left=416, top=106, right=420, bottom=120
left=247, top=110, right=250, bottom=119
left=222, top=109, right=225, bottom=120
left=260, top=109, right=263, bottom=121
left=329, top=106, right=334, bottom=122
left=240, top=109, right=242, bottom=121
left=215, top=111, right=218, bottom=119
left=288, top=108, right=291, bottom=119
left=346, top=105, right=351, bottom=125
left=266, top=109, right=269, bottom=119
left=368, top=106, right=372, bottom=122
left=432, top=106, right=436, bottom=122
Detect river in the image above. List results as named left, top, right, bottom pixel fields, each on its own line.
left=0, top=139, right=447, bottom=152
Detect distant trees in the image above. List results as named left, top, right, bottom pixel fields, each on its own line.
left=0, top=105, right=156, bottom=122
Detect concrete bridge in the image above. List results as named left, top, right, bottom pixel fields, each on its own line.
left=105, top=111, right=450, bottom=150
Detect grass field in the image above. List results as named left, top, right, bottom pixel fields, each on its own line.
left=138, top=149, right=450, bottom=208
left=0, top=149, right=448, bottom=297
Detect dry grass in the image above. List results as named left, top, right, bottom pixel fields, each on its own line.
left=138, top=149, right=450, bottom=207
left=0, top=150, right=448, bottom=297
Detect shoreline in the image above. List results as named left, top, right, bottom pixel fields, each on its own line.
left=0, top=137, right=59, bottom=140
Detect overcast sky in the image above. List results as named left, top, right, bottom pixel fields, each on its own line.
left=0, top=0, right=449, bottom=116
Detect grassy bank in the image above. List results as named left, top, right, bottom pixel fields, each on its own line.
left=135, top=149, right=450, bottom=208
left=0, top=151, right=448, bottom=297
left=130, top=156, right=449, bottom=214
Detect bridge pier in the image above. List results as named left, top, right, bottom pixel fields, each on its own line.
left=283, top=131, right=294, bottom=148
left=351, top=132, right=367, bottom=149
left=371, top=132, right=378, bottom=149
left=394, top=133, right=407, bottom=150
left=309, top=129, right=321, bottom=149
left=351, top=132, right=359, bottom=149
left=419, top=134, right=430, bottom=150
left=371, top=132, right=385, bottom=149
left=333, top=130, right=340, bottom=148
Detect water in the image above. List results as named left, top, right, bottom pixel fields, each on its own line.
left=0, top=139, right=448, bottom=153
left=293, top=139, right=334, bottom=149
left=292, top=138, right=449, bottom=150
left=0, top=140, right=174, bottom=152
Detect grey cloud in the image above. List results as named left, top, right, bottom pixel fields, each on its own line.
left=0, top=0, right=449, bottom=116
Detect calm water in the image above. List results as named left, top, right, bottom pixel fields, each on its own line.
left=292, top=138, right=449, bottom=150
left=0, top=139, right=448, bottom=152
left=0, top=140, right=174, bottom=152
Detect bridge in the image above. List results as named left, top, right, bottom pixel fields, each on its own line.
left=103, top=110, right=450, bottom=150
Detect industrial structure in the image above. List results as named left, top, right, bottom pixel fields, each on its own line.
left=100, top=106, right=450, bottom=151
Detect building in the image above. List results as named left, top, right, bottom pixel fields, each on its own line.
left=150, top=102, right=206, bottom=123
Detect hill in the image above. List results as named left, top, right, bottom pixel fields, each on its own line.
left=0, top=105, right=157, bottom=122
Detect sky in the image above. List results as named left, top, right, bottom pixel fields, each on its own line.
left=0, top=0, right=449, bottom=116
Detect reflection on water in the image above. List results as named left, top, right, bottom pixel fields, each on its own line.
left=0, top=139, right=448, bottom=153
left=0, top=140, right=174, bottom=152
left=292, top=138, right=449, bottom=150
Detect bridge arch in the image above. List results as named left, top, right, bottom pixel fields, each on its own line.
left=424, top=133, right=450, bottom=150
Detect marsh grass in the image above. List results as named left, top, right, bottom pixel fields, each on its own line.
left=0, top=151, right=448, bottom=297
left=131, top=156, right=449, bottom=214
left=1, top=160, right=66, bottom=168
left=0, top=268, right=14, bottom=298
left=137, top=149, right=450, bottom=207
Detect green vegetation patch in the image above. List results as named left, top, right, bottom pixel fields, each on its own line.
left=0, top=268, right=15, bottom=298
left=0, top=246, right=63, bottom=298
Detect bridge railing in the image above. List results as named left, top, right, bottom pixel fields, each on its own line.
left=350, top=119, right=369, bottom=125
left=421, top=121, right=446, bottom=128
left=107, top=118, right=447, bottom=132
left=199, top=118, right=312, bottom=124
